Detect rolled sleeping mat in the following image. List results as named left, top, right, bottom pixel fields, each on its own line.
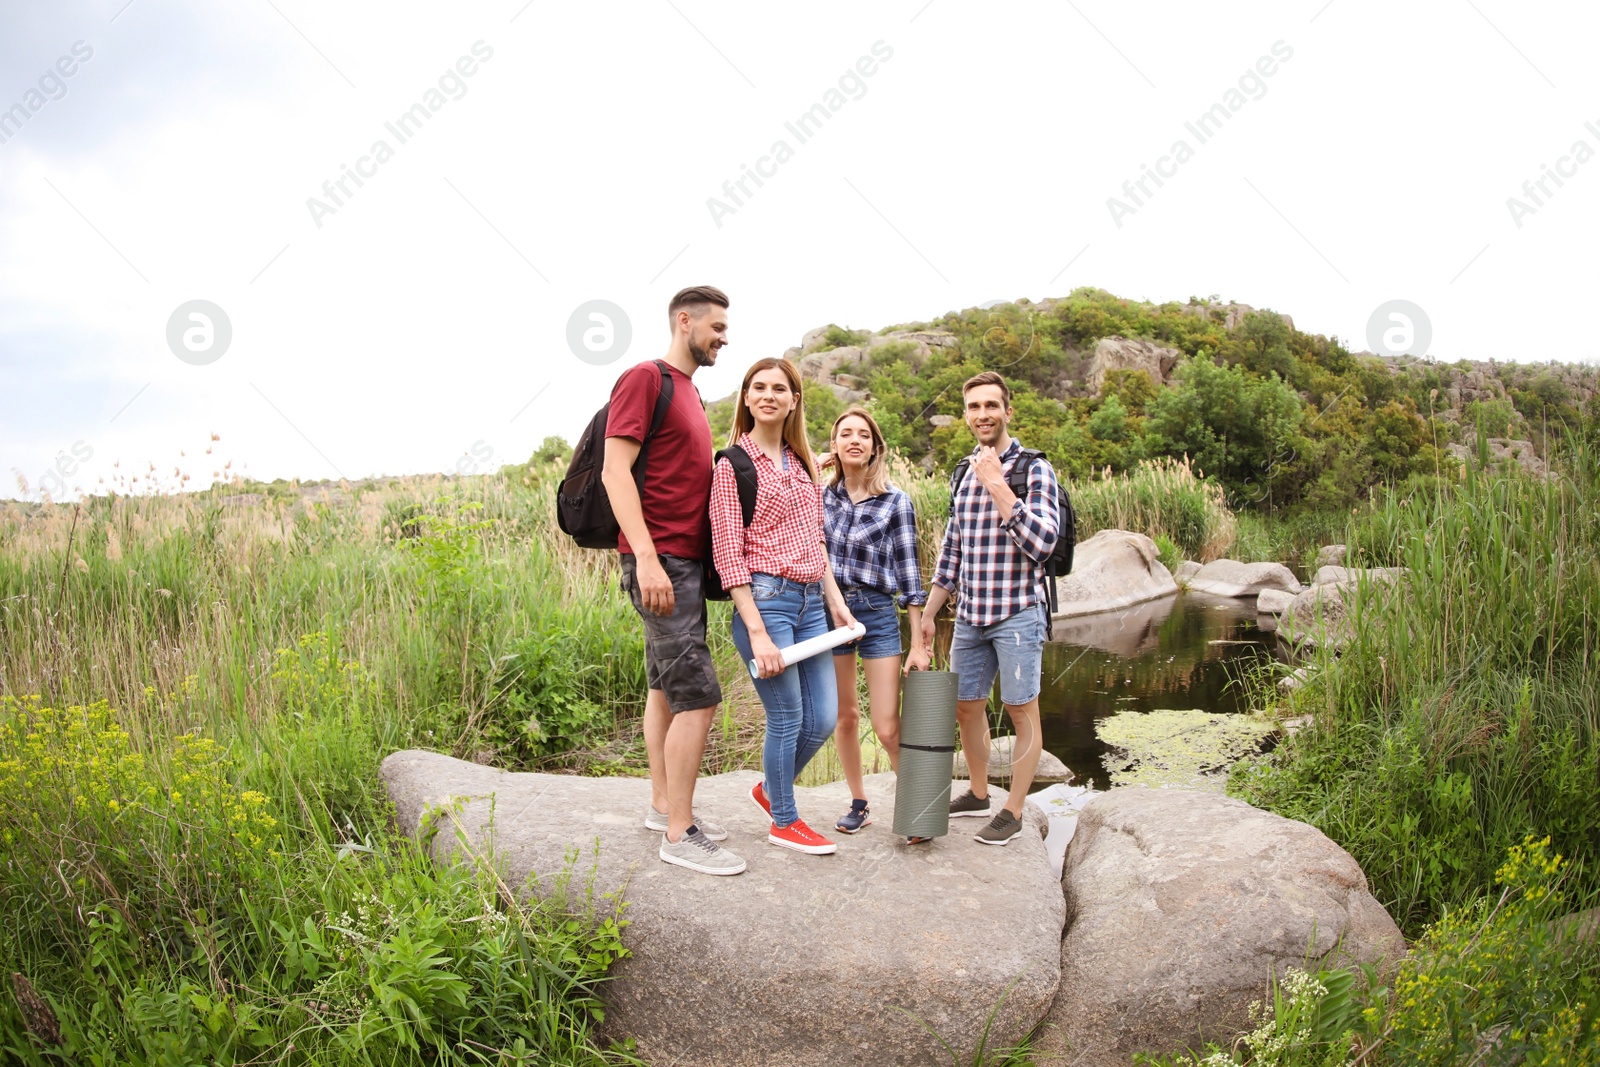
left=893, top=669, right=960, bottom=839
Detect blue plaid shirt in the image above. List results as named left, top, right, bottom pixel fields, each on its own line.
left=822, top=482, right=927, bottom=609
left=932, top=438, right=1061, bottom=626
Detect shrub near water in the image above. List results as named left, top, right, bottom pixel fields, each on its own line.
left=1069, top=456, right=1237, bottom=562
left=1153, top=838, right=1600, bottom=1066
left=1233, top=446, right=1600, bottom=934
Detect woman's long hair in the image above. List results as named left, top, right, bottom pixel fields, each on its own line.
left=729, top=357, right=817, bottom=480
left=826, top=407, right=890, bottom=497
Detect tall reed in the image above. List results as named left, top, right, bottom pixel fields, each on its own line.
left=1233, top=439, right=1600, bottom=933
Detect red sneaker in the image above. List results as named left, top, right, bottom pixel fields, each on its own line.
left=767, top=818, right=837, bottom=855
left=750, top=780, right=772, bottom=820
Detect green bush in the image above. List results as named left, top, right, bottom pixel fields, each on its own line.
left=0, top=691, right=639, bottom=1065
left=1152, top=838, right=1600, bottom=1066
left=1071, top=456, right=1237, bottom=562
left=1232, top=443, right=1600, bottom=932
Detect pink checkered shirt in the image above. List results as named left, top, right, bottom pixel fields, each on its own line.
left=710, top=433, right=827, bottom=589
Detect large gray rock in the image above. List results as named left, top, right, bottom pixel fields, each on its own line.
left=799, top=324, right=834, bottom=354
left=1283, top=568, right=1404, bottom=648
left=1051, top=529, right=1178, bottom=619
left=1186, top=559, right=1301, bottom=598
left=1256, top=588, right=1295, bottom=615
left=1314, top=544, right=1347, bottom=569
left=381, top=752, right=1064, bottom=1067
left=1311, top=565, right=1404, bottom=588
left=796, top=344, right=865, bottom=383
left=955, top=734, right=1074, bottom=784
left=1033, top=789, right=1406, bottom=1067
left=1444, top=437, right=1547, bottom=477
left=1172, top=560, right=1201, bottom=585
left=1086, top=337, right=1182, bottom=394
left=1279, top=582, right=1355, bottom=648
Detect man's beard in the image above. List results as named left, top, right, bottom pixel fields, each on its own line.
left=689, top=338, right=717, bottom=368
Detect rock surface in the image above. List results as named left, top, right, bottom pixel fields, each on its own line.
left=954, top=734, right=1074, bottom=784
left=1048, top=594, right=1176, bottom=657
left=1445, top=437, right=1547, bottom=477
left=1186, top=559, right=1301, bottom=598
left=1172, top=560, right=1201, bottom=585
left=1256, top=588, right=1295, bottom=615
left=1314, top=543, right=1347, bottom=569
left=1051, top=530, right=1179, bottom=619
left=1279, top=582, right=1355, bottom=648
left=796, top=344, right=865, bottom=383
left=381, top=752, right=1064, bottom=1067
left=1086, top=337, right=1182, bottom=394
left=1311, top=565, right=1404, bottom=588
left=1033, top=789, right=1406, bottom=1067
left=1282, top=568, right=1404, bottom=648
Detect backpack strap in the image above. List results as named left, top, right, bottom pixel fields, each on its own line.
left=715, top=443, right=760, bottom=528
left=1008, top=449, right=1044, bottom=499
left=632, top=360, right=674, bottom=497
left=1010, top=448, right=1059, bottom=618
left=948, top=457, right=973, bottom=509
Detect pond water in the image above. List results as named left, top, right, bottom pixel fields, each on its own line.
left=1038, top=592, right=1281, bottom=790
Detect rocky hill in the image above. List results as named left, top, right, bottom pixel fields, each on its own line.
left=707, top=289, right=1597, bottom=510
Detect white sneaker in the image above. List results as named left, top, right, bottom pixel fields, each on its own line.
left=659, top=825, right=747, bottom=875
left=643, top=805, right=728, bottom=841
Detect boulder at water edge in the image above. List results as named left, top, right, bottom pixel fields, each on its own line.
left=1052, top=529, right=1178, bottom=618
left=1032, top=789, right=1406, bottom=1067
left=1185, top=558, right=1301, bottom=598
left=1256, top=587, right=1296, bottom=615
left=954, top=733, right=1074, bottom=784
left=1172, top=559, right=1201, bottom=585
left=381, top=751, right=1064, bottom=1067
left=1281, top=568, right=1404, bottom=649
left=1310, top=565, right=1404, bottom=588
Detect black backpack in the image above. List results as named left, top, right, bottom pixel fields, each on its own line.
left=555, top=364, right=762, bottom=602
left=557, top=361, right=674, bottom=549
left=698, top=444, right=760, bottom=601
left=949, top=448, right=1077, bottom=614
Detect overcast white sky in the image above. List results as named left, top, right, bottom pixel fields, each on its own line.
left=3, top=0, right=1598, bottom=499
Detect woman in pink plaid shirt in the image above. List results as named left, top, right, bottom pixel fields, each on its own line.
left=711, top=357, right=859, bottom=857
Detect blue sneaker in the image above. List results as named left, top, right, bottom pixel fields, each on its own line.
left=835, top=798, right=872, bottom=834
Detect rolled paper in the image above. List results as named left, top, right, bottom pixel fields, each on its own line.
left=748, top=623, right=866, bottom=678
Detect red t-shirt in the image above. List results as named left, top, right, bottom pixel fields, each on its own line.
left=604, top=360, right=714, bottom=561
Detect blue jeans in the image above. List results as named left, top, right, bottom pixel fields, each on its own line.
left=732, top=573, right=839, bottom=827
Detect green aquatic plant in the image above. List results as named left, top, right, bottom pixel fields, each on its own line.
left=1098, top=707, right=1277, bottom=789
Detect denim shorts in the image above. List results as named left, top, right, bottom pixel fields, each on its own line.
left=951, top=605, right=1047, bottom=705
left=831, top=587, right=902, bottom=660
left=619, top=554, right=722, bottom=713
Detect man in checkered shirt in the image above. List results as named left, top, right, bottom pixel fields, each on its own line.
left=919, top=371, right=1061, bottom=847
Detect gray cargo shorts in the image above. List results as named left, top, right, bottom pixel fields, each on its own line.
left=620, top=553, right=723, bottom=713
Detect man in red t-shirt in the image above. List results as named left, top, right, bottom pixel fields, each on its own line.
left=602, top=285, right=745, bottom=876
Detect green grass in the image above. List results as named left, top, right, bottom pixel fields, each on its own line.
left=0, top=470, right=689, bottom=1064
left=1232, top=508, right=1350, bottom=571
left=1231, top=439, right=1600, bottom=935
left=1147, top=837, right=1600, bottom=1066
left=1070, top=456, right=1237, bottom=562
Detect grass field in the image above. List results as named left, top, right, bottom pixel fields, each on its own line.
left=6, top=438, right=1595, bottom=1063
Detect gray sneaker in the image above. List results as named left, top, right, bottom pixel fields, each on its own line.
left=949, top=788, right=992, bottom=818
left=643, top=805, right=728, bottom=841
left=975, top=809, right=1023, bottom=846
left=659, top=825, right=747, bottom=875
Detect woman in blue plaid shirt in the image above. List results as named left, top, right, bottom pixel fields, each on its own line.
left=821, top=408, right=931, bottom=834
